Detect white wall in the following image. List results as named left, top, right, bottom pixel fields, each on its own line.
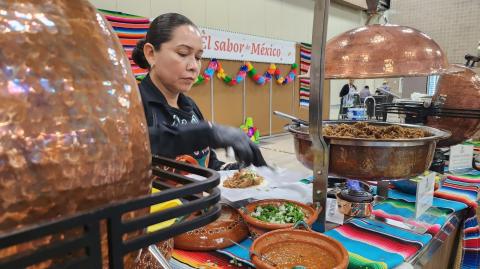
left=389, top=0, right=480, bottom=64
left=89, top=0, right=367, bottom=119
left=89, top=0, right=365, bottom=44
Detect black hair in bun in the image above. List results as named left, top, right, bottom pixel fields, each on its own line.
left=131, top=13, right=197, bottom=70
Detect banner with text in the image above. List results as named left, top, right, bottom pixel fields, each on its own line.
left=199, top=27, right=296, bottom=64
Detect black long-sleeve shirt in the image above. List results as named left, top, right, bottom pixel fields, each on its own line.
left=138, top=74, right=235, bottom=170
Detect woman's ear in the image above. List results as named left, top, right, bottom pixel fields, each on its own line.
left=143, top=43, right=156, bottom=69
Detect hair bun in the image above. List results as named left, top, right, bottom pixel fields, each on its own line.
left=132, top=39, right=150, bottom=69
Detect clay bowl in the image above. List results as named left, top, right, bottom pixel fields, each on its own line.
left=251, top=228, right=348, bottom=269
left=174, top=205, right=249, bottom=251
left=239, top=199, right=319, bottom=238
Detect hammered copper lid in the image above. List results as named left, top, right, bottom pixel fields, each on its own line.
left=0, top=1, right=153, bottom=267
left=426, top=65, right=480, bottom=146
left=325, top=24, right=448, bottom=79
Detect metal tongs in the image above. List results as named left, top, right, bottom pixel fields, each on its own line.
left=148, top=244, right=173, bottom=269
left=273, top=111, right=309, bottom=126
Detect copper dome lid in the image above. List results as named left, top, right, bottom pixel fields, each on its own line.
left=426, top=65, right=480, bottom=146
left=325, top=24, right=448, bottom=79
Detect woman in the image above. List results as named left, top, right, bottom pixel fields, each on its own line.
left=339, top=79, right=357, bottom=119
left=132, top=13, right=266, bottom=170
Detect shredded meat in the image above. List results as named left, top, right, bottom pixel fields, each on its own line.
left=223, top=170, right=264, bottom=188
left=323, top=122, right=427, bottom=139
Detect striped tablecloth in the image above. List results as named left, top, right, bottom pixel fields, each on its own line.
left=169, top=170, right=480, bottom=269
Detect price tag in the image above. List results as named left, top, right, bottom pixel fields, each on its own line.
left=326, top=198, right=344, bottom=225
left=449, top=144, right=474, bottom=171
left=414, top=172, right=436, bottom=219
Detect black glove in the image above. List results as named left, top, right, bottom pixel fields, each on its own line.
left=210, top=124, right=267, bottom=167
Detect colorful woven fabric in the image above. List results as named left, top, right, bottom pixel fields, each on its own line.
left=325, top=218, right=432, bottom=269
left=216, top=238, right=254, bottom=267
left=99, top=9, right=150, bottom=23
left=387, top=171, right=480, bottom=269
left=372, top=198, right=452, bottom=235
left=438, top=171, right=480, bottom=269
left=299, top=43, right=311, bottom=107
left=168, top=171, right=479, bottom=269
left=99, top=9, right=149, bottom=79
left=171, top=249, right=249, bottom=269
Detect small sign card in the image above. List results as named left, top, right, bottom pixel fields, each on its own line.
left=326, top=198, right=344, bottom=225
left=449, top=144, right=474, bottom=171
left=414, top=172, right=436, bottom=218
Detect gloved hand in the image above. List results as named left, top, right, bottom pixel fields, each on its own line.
left=210, top=124, right=267, bottom=167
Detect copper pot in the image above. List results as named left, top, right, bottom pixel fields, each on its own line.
left=325, top=24, right=448, bottom=79
left=0, top=1, right=151, bottom=268
left=336, top=193, right=373, bottom=218
left=288, top=121, right=450, bottom=180
left=426, top=65, right=480, bottom=147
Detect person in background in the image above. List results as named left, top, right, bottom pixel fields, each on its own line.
left=376, top=80, right=391, bottom=95
left=132, top=13, right=266, bottom=170
left=339, top=79, right=357, bottom=118
left=359, top=85, right=371, bottom=99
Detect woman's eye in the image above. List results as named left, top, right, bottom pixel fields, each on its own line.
left=178, top=52, right=188, bottom=57
left=195, top=56, right=201, bottom=61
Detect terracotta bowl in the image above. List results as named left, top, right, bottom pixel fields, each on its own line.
left=174, top=205, right=249, bottom=251
left=239, top=199, right=320, bottom=238
left=251, top=228, right=348, bottom=269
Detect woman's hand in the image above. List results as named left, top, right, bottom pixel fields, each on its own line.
left=210, top=124, right=267, bottom=167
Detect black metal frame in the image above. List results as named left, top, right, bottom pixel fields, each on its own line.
left=0, top=156, right=221, bottom=269
left=377, top=102, right=480, bottom=122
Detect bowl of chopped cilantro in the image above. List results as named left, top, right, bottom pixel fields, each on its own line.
left=239, top=199, right=319, bottom=238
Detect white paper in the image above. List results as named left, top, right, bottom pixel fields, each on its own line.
left=215, top=168, right=313, bottom=204
left=449, top=144, right=474, bottom=171
left=326, top=198, right=344, bottom=225
left=414, top=172, right=436, bottom=218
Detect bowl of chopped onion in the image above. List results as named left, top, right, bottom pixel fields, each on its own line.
left=239, top=199, right=320, bottom=238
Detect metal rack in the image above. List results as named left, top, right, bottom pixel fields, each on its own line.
left=0, top=156, right=221, bottom=269
left=377, top=101, right=480, bottom=122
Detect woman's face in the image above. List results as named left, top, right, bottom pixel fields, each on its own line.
left=145, top=25, right=203, bottom=94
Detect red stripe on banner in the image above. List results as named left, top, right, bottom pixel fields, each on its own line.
left=117, top=33, right=146, bottom=39
left=465, top=226, right=480, bottom=234
left=300, top=48, right=311, bottom=54
left=104, top=14, right=150, bottom=24
left=300, top=63, right=310, bottom=69
left=109, top=21, right=151, bottom=29
left=120, top=38, right=141, bottom=46
left=337, top=224, right=421, bottom=258
left=464, top=238, right=480, bottom=249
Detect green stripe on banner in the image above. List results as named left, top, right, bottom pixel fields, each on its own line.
left=98, top=9, right=145, bottom=18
